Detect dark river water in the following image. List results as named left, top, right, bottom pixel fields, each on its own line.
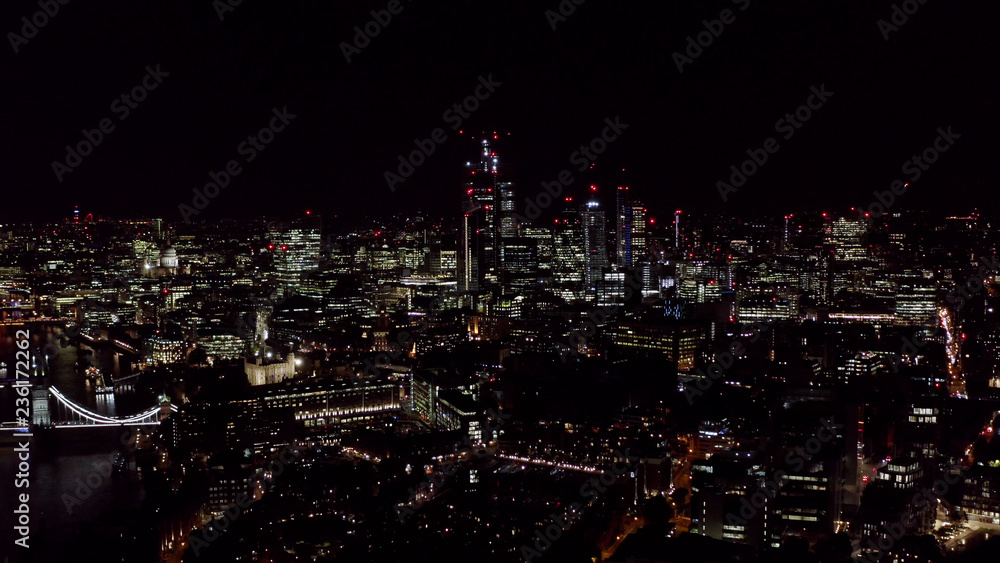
left=0, top=324, right=154, bottom=560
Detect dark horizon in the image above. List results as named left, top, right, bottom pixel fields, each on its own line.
left=2, top=1, right=997, bottom=222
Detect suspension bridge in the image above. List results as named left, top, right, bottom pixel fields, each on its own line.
left=2, top=384, right=176, bottom=431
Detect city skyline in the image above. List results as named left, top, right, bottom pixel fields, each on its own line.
left=4, top=1, right=1000, bottom=562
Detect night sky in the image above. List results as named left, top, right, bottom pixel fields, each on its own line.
left=2, top=0, right=997, bottom=223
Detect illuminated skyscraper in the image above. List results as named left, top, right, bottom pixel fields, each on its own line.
left=616, top=186, right=629, bottom=267
left=824, top=215, right=868, bottom=261
left=460, top=210, right=482, bottom=292
left=459, top=135, right=515, bottom=292
left=894, top=270, right=937, bottom=327
left=553, top=200, right=586, bottom=302
left=522, top=226, right=554, bottom=280
left=581, top=186, right=608, bottom=287
left=269, top=213, right=322, bottom=294
left=615, top=186, right=646, bottom=267
left=674, top=210, right=682, bottom=250
left=499, top=237, right=539, bottom=293
left=629, top=203, right=648, bottom=264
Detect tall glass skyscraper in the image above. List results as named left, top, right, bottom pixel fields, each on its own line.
left=553, top=202, right=586, bottom=302
left=581, top=187, right=608, bottom=287
left=269, top=213, right=322, bottom=294
left=616, top=185, right=647, bottom=268
left=824, top=215, right=868, bottom=262
left=459, top=135, right=515, bottom=292
left=616, top=186, right=629, bottom=267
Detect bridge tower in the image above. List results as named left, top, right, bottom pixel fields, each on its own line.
left=158, top=394, right=173, bottom=421
left=32, top=387, right=51, bottom=427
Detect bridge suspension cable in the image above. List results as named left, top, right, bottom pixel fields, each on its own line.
left=48, top=386, right=177, bottom=425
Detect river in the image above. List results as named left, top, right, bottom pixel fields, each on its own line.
left=1, top=324, right=154, bottom=560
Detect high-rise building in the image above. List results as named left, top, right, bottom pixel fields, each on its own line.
left=608, top=320, right=701, bottom=369
left=630, top=203, right=648, bottom=263
left=783, top=212, right=826, bottom=252
left=269, top=214, right=322, bottom=294
left=615, top=186, right=647, bottom=267
left=581, top=187, right=608, bottom=287
left=825, top=215, right=868, bottom=261
left=499, top=237, right=538, bottom=293
left=859, top=458, right=936, bottom=557
left=690, top=450, right=769, bottom=548
left=616, top=186, right=629, bottom=267
left=963, top=465, right=1000, bottom=525
left=894, top=271, right=937, bottom=327
left=678, top=279, right=722, bottom=304
left=552, top=201, right=586, bottom=302
left=521, top=226, right=553, bottom=279
left=459, top=136, right=515, bottom=292
left=459, top=210, right=481, bottom=292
